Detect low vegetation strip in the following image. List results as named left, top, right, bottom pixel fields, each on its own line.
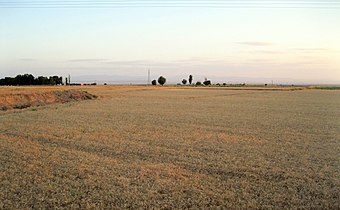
left=0, top=90, right=97, bottom=110
left=312, top=86, right=340, bottom=90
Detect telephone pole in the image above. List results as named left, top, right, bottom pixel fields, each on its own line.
left=147, top=69, right=150, bottom=86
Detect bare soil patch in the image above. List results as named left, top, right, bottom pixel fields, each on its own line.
left=0, top=89, right=97, bottom=110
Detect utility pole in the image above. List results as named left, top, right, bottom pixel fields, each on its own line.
left=147, top=69, right=150, bottom=86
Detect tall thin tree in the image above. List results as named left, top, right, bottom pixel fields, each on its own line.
left=189, top=75, right=193, bottom=85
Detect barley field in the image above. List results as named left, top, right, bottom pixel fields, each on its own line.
left=0, top=86, right=339, bottom=209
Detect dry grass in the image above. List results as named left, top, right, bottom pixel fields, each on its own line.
left=0, top=86, right=339, bottom=209
left=0, top=89, right=97, bottom=110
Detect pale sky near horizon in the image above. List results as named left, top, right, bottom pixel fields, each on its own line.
left=1, top=0, right=340, bottom=84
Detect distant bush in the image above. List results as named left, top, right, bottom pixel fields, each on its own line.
left=182, top=79, right=187, bottom=85
left=152, top=80, right=157, bottom=85
left=83, top=83, right=97, bottom=86
left=223, top=83, right=227, bottom=86
left=196, top=81, right=202, bottom=86
left=203, top=80, right=211, bottom=86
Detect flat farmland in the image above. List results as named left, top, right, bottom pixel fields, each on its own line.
left=0, top=86, right=339, bottom=209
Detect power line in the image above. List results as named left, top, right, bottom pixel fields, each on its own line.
left=0, top=0, right=339, bottom=8
left=1, top=0, right=338, bottom=2
left=1, top=0, right=339, bottom=1
left=0, top=0, right=340, bottom=3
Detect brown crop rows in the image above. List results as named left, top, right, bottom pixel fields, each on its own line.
left=0, top=86, right=339, bottom=209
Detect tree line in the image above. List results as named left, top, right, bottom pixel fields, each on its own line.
left=151, top=75, right=212, bottom=86
left=1, top=73, right=239, bottom=87
left=0, top=74, right=63, bottom=86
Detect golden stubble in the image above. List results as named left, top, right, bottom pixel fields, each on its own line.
left=0, top=86, right=339, bottom=208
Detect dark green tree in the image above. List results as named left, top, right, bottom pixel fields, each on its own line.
left=182, top=79, right=187, bottom=85
left=0, top=74, right=64, bottom=86
left=37, top=76, right=49, bottom=85
left=189, top=75, right=193, bottom=85
left=151, top=80, right=157, bottom=85
left=203, top=80, right=211, bottom=86
left=158, top=76, right=166, bottom=86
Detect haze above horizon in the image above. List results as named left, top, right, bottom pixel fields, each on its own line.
left=1, top=0, right=339, bottom=84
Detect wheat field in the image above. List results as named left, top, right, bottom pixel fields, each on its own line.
left=0, top=86, right=339, bottom=209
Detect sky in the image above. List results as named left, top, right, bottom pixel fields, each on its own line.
left=1, top=0, right=340, bottom=84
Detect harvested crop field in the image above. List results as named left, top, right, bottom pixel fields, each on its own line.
left=0, top=86, right=339, bottom=209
